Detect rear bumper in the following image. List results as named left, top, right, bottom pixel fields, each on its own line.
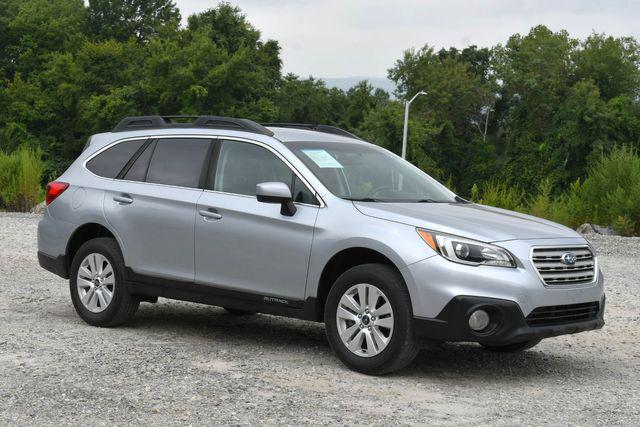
left=413, top=295, right=605, bottom=344
left=38, top=251, right=69, bottom=279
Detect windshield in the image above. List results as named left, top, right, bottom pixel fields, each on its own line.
left=289, top=141, right=458, bottom=203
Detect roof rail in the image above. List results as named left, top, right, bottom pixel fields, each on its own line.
left=262, top=123, right=362, bottom=140
left=112, top=115, right=274, bottom=136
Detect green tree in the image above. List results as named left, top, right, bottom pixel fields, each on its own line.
left=87, top=0, right=180, bottom=43
left=388, top=45, right=497, bottom=192
left=492, top=26, right=577, bottom=191
left=1, top=0, right=639, bottom=225
left=574, top=33, right=640, bottom=101
left=359, top=100, right=444, bottom=179
left=437, top=45, right=493, bottom=83
left=275, top=75, right=343, bottom=124
left=343, top=81, right=389, bottom=130
left=136, top=5, right=281, bottom=120
left=187, top=2, right=259, bottom=53
left=0, top=0, right=87, bottom=78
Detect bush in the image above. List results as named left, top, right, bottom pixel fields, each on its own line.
left=470, top=181, right=525, bottom=212
left=527, top=178, right=574, bottom=226
left=470, top=146, right=640, bottom=235
left=0, top=148, right=44, bottom=212
left=573, top=146, right=640, bottom=234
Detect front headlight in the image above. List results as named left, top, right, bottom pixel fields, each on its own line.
left=417, top=229, right=516, bottom=268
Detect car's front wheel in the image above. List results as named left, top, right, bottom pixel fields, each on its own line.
left=69, top=237, right=139, bottom=327
left=324, top=264, right=419, bottom=375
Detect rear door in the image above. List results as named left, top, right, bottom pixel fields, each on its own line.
left=195, top=138, right=320, bottom=301
left=103, top=137, right=213, bottom=282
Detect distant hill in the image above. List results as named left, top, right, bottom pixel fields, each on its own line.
left=321, top=76, right=397, bottom=96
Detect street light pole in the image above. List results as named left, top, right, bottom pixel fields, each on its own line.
left=401, top=90, right=427, bottom=159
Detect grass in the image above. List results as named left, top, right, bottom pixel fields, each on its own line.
left=0, top=147, right=44, bottom=212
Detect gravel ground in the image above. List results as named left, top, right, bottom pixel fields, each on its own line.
left=0, top=213, right=638, bottom=425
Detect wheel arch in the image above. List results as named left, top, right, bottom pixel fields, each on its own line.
left=65, top=222, right=123, bottom=274
left=312, top=246, right=405, bottom=321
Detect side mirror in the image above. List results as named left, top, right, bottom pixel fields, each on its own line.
left=256, top=182, right=297, bottom=216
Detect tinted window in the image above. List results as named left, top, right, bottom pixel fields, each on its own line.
left=213, top=140, right=317, bottom=205
left=292, top=176, right=316, bottom=204
left=86, top=139, right=145, bottom=178
left=146, top=138, right=210, bottom=188
left=123, top=141, right=155, bottom=182
left=214, top=140, right=291, bottom=196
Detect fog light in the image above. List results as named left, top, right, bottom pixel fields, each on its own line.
left=469, top=309, right=490, bottom=331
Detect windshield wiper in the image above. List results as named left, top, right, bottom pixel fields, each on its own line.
left=344, top=197, right=385, bottom=202
left=414, top=198, right=466, bottom=203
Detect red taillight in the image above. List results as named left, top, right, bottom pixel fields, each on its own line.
left=45, top=182, right=69, bottom=206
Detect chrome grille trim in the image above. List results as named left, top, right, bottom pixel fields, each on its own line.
left=530, top=245, right=597, bottom=286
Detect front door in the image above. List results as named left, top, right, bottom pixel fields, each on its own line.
left=195, top=139, right=320, bottom=301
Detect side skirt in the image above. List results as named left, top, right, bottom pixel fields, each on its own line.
left=124, top=268, right=319, bottom=322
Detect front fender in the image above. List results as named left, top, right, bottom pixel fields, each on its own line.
left=305, top=199, right=437, bottom=299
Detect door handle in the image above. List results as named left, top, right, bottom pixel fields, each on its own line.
left=113, top=195, right=133, bottom=205
left=199, top=209, right=222, bottom=220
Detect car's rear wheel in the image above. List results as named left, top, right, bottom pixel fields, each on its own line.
left=480, top=339, right=542, bottom=352
left=324, top=264, right=419, bottom=375
left=69, top=237, right=139, bottom=327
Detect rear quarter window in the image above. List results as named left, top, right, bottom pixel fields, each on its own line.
left=86, top=139, right=146, bottom=178
left=122, top=140, right=156, bottom=182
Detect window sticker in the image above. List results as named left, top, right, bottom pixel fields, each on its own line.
left=301, top=149, right=343, bottom=168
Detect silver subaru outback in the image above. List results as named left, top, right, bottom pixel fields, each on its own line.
left=38, top=115, right=605, bottom=374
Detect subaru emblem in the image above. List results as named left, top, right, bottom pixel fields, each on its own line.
left=561, top=252, right=577, bottom=265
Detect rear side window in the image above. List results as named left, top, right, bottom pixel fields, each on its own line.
left=86, top=139, right=146, bottom=178
left=146, top=138, right=211, bottom=188
left=123, top=141, right=155, bottom=182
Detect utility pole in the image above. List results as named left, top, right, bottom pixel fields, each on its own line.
left=401, top=91, right=428, bottom=159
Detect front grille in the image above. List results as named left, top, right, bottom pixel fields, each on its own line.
left=531, top=246, right=596, bottom=286
left=526, top=301, right=600, bottom=326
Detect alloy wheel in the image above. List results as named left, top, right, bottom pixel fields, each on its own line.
left=336, top=283, right=394, bottom=357
left=76, top=253, right=115, bottom=313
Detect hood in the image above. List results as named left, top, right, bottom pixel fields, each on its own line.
left=353, top=201, right=581, bottom=242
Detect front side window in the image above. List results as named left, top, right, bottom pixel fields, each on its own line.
left=86, top=139, right=146, bottom=178
left=289, top=141, right=458, bottom=203
left=292, top=175, right=316, bottom=204
left=146, top=138, right=211, bottom=188
left=213, top=140, right=317, bottom=204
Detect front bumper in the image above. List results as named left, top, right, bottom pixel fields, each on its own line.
left=401, top=237, right=605, bottom=319
left=402, top=236, right=606, bottom=343
left=412, top=295, right=605, bottom=344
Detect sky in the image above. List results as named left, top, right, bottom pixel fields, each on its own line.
left=174, top=0, right=640, bottom=79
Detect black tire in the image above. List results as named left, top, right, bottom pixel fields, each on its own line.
left=223, top=307, right=256, bottom=316
left=480, top=339, right=542, bottom=352
left=69, top=237, right=139, bottom=327
left=324, top=263, right=419, bottom=375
